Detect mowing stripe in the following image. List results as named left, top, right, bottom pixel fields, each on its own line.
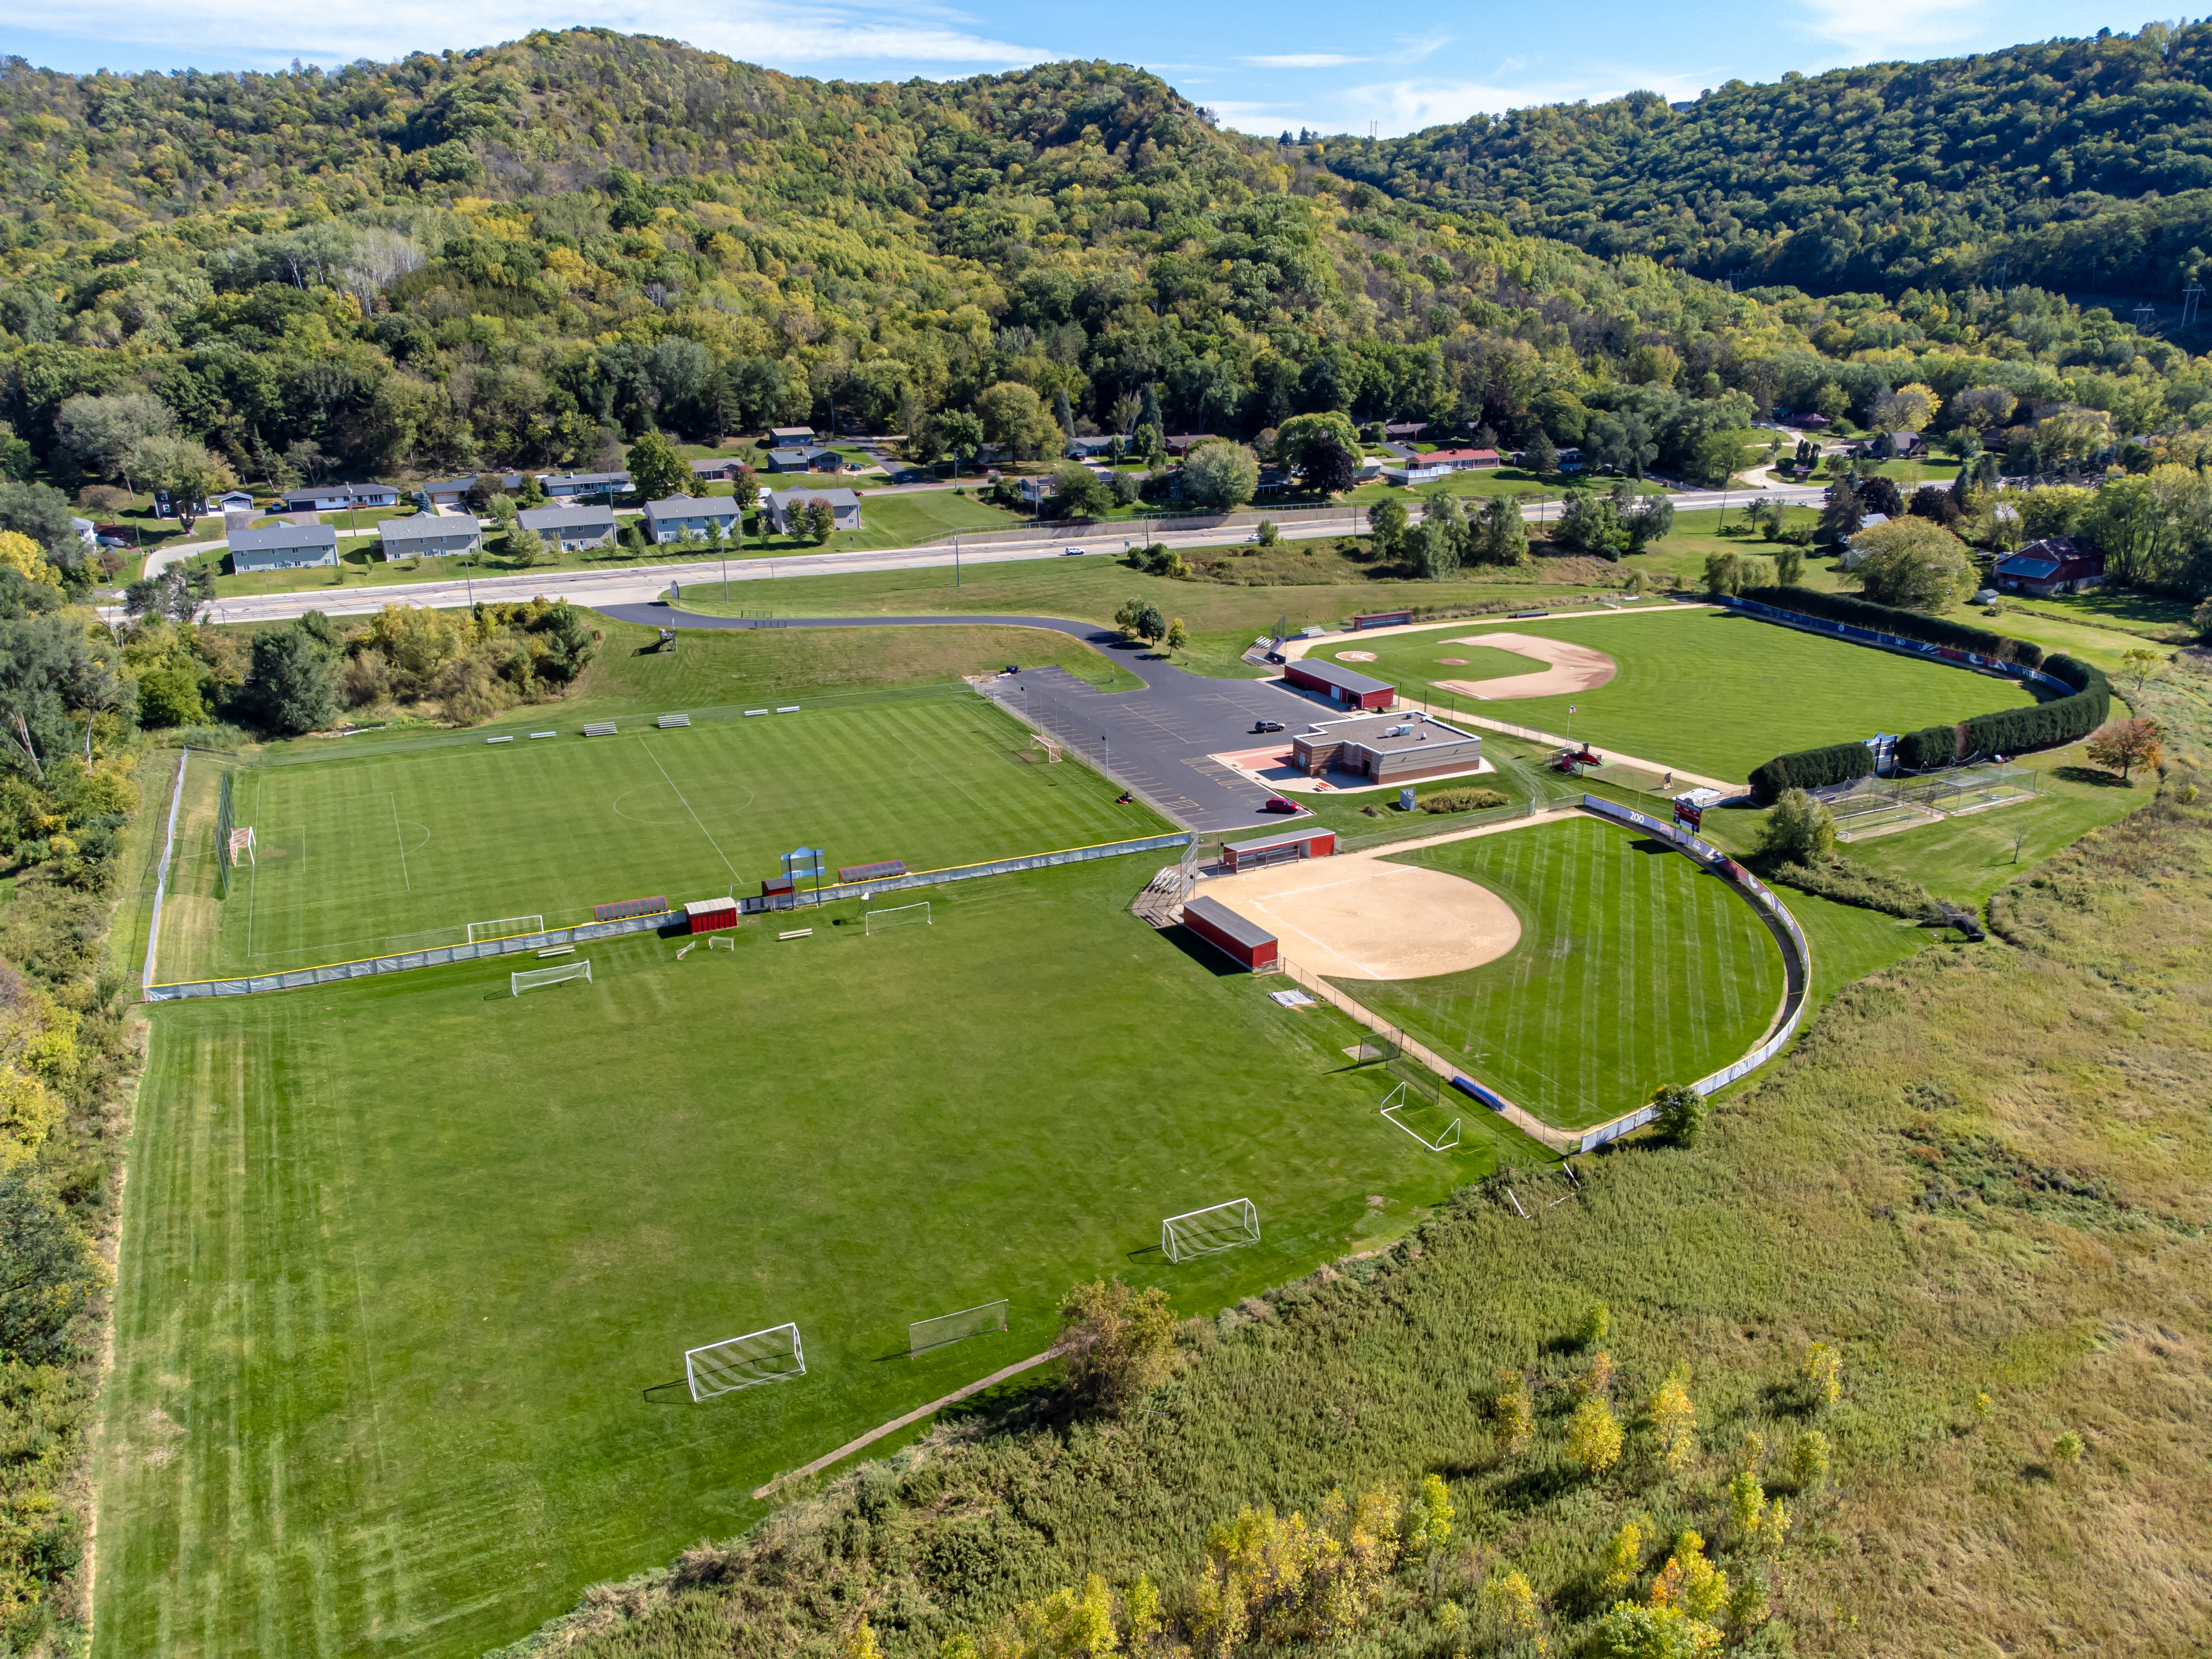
left=639, top=737, right=739, bottom=882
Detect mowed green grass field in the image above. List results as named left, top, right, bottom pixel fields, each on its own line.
left=100, top=858, right=1547, bottom=1659
left=1338, top=608, right=2042, bottom=781
left=1344, top=816, right=1788, bottom=1129
left=154, top=690, right=1170, bottom=982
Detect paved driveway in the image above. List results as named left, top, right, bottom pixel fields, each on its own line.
left=601, top=604, right=1332, bottom=833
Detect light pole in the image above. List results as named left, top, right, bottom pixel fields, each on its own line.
left=955, top=532, right=961, bottom=588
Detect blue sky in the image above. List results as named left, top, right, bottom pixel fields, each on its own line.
left=1, top=1, right=2158, bottom=139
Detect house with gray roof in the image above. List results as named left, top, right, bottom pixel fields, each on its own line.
left=769, top=425, right=815, bottom=445
left=229, top=522, right=340, bottom=572
left=378, top=514, right=483, bottom=559
left=518, top=504, right=617, bottom=550
left=643, top=496, right=744, bottom=544
left=276, top=482, right=399, bottom=512
left=767, top=446, right=843, bottom=473
left=764, top=486, right=863, bottom=535
left=535, top=470, right=632, bottom=499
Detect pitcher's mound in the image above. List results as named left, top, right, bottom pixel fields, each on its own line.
left=1206, top=858, right=1519, bottom=980
left=1435, top=632, right=1617, bottom=700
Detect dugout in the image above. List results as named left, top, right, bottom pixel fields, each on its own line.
left=1282, top=658, right=1396, bottom=709
left=1351, top=609, right=1415, bottom=630
left=1181, top=895, right=1279, bottom=971
left=685, top=897, right=739, bottom=935
left=1223, top=827, right=1337, bottom=872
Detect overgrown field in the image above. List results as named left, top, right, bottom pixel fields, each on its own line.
left=504, top=777, right=2212, bottom=1659
left=1345, top=816, right=1788, bottom=1130
left=1342, top=609, right=2042, bottom=780
left=101, top=856, right=1550, bottom=1659
left=151, top=682, right=1170, bottom=982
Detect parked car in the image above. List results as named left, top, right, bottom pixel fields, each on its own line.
left=1261, top=795, right=1298, bottom=813
left=1251, top=719, right=1284, bottom=734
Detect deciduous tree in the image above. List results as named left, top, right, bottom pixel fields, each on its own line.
left=1854, top=517, right=1975, bottom=610
left=1057, top=1276, right=1176, bottom=1412
left=625, top=430, right=690, bottom=502
left=1566, top=1397, right=1624, bottom=1474
left=2086, top=717, right=2162, bottom=781
left=1179, top=441, right=1259, bottom=510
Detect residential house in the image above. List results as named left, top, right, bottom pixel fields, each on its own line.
left=422, top=472, right=525, bottom=507
left=1378, top=446, right=1502, bottom=487
left=1164, top=433, right=1219, bottom=456
left=766, top=446, right=843, bottom=473
left=1381, top=421, right=1427, bottom=441
left=519, top=504, right=617, bottom=551
left=378, top=513, right=483, bottom=560
left=69, top=516, right=96, bottom=548
left=1555, top=447, right=1584, bottom=471
left=210, top=489, right=257, bottom=513
left=643, top=495, right=744, bottom=543
left=536, top=471, right=632, bottom=499
left=769, top=426, right=815, bottom=446
left=1785, top=413, right=1833, bottom=430
left=1995, top=537, right=2105, bottom=596
left=1065, top=435, right=1118, bottom=460
left=690, top=457, right=751, bottom=482
left=764, top=487, right=863, bottom=535
left=229, top=523, right=340, bottom=572
left=276, top=482, right=400, bottom=512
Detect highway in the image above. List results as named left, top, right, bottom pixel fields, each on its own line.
left=116, top=483, right=1829, bottom=629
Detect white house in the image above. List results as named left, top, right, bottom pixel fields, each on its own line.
left=764, top=486, right=863, bottom=535
left=536, top=471, right=632, bottom=499
left=642, top=495, right=744, bottom=543
left=519, top=504, right=617, bottom=550
left=276, top=482, right=400, bottom=512
left=229, top=523, right=340, bottom=572
left=378, top=514, right=483, bottom=559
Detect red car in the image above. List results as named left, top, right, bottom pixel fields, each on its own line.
left=1261, top=795, right=1300, bottom=813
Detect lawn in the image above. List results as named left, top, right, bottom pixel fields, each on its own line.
left=99, top=855, right=1548, bottom=1659
left=152, top=686, right=1173, bottom=983
left=1338, top=607, right=2043, bottom=781
left=1340, top=815, right=1789, bottom=1130
left=749, top=488, right=1020, bottom=553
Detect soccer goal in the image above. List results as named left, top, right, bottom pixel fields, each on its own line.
left=471, top=914, right=545, bottom=944
left=1030, top=732, right=1063, bottom=762
left=685, top=1322, right=805, bottom=1402
left=1161, top=1198, right=1260, bottom=1263
left=512, top=959, right=591, bottom=997
left=1380, top=1079, right=1462, bottom=1151
left=909, top=1298, right=1009, bottom=1357
left=865, top=901, right=931, bottom=935
left=708, top=934, right=736, bottom=951
left=228, top=826, right=256, bottom=868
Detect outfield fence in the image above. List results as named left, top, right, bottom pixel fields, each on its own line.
left=140, top=749, right=191, bottom=991
left=1714, top=594, right=2074, bottom=696
left=141, top=830, right=1195, bottom=1003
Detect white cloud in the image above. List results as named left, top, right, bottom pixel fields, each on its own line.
left=1312, top=63, right=1708, bottom=134
left=1794, top=0, right=1990, bottom=49
left=31, top=0, right=1051, bottom=68
left=1241, top=53, right=1368, bottom=68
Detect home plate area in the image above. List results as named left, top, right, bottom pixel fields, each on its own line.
left=1203, top=855, right=1520, bottom=980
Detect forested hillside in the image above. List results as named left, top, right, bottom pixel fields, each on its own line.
left=1327, top=20, right=2212, bottom=300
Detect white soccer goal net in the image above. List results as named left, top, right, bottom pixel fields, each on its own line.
left=909, top=1298, right=1008, bottom=1357
left=471, top=914, right=545, bottom=943
left=685, top=1322, right=805, bottom=1401
left=1379, top=1079, right=1462, bottom=1151
left=1161, top=1198, right=1260, bottom=1262
left=512, top=959, right=591, bottom=997
left=228, top=826, right=256, bottom=868
left=1031, top=732, right=1062, bottom=761
left=865, top=901, right=931, bottom=935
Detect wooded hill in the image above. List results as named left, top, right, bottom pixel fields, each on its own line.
left=2, top=29, right=2210, bottom=512
left=1324, top=21, right=2212, bottom=300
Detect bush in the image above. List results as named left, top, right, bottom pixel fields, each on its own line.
left=1960, top=654, right=2109, bottom=759
left=1854, top=517, right=1976, bottom=611
left=1757, top=789, right=1836, bottom=863
left=1896, top=723, right=1960, bottom=770
left=1418, top=786, right=1509, bottom=813
left=1764, top=857, right=1931, bottom=917
left=1747, top=740, right=1873, bottom=807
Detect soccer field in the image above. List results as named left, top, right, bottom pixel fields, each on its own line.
left=1339, top=608, right=2041, bottom=781
left=100, top=857, right=1545, bottom=1659
left=153, top=687, right=1170, bottom=983
left=1346, top=816, right=1790, bottom=1130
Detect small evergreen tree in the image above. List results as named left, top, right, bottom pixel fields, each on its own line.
left=1651, top=1082, right=1707, bottom=1146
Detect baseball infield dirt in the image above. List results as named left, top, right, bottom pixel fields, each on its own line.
left=1203, top=857, right=1521, bottom=980
left=1433, top=632, right=1618, bottom=701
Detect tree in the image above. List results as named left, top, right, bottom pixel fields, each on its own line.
left=1411, top=520, right=1459, bottom=580
left=127, top=437, right=235, bottom=531
left=1580, top=1301, right=1611, bottom=1346
left=1702, top=551, right=1743, bottom=597
left=1790, top=1429, right=1832, bottom=1491
left=1817, top=481, right=1863, bottom=546
left=54, top=392, right=175, bottom=493
left=936, top=411, right=985, bottom=478
left=1691, top=428, right=1755, bottom=488
left=1367, top=498, right=1408, bottom=561
left=1873, top=382, right=1937, bottom=432
left=1801, top=1342, right=1843, bottom=1408
left=1180, top=441, right=1259, bottom=510
left=1555, top=489, right=1627, bottom=559
left=1855, top=472, right=1904, bottom=518
left=2120, top=647, right=2162, bottom=691
left=1057, top=1276, right=1175, bottom=1412
left=1812, top=382, right=1850, bottom=422
left=1494, top=1379, right=1535, bottom=1457
left=1907, top=483, right=1962, bottom=528
left=1759, top=788, right=1837, bottom=863
left=1165, top=617, right=1188, bottom=652
left=1136, top=603, right=1166, bottom=645
left=1623, top=492, right=1674, bottom=554
left=1590, top=1600, right=1723, bottom=1659
left=1301, top=432, right=1359, bottom=495
left=1566, top=1397, right=1624, bottom=1474
left=975, top=383, right=1059, bottom=461
left=1522, top=427, right=1559, bottom=473
left=1651, top=1082, right=1707, bottom=1146
left=1050, top=462, right=1112, bottom=519
left=1275, top=412, right=1363, bottom=479
left=1051, top=386, right=1074, bottom=437
left=505, top=525, right=544, bottom=567
left=1854, top=518, right=1975, bottom=610
left=1774, top=545, right=1804, bottom=586
left=251, top=625, right=341, bottom=735
left=1599, top=1519, right=1644, bottom=1594
left=2085, top=717, right=2163, bottom=781
left=0, top=1172, right=105, bottom=1365
left=625, top=431, right=690, bottom=502
left=802, top=498, right=837, bottom=544
left=1648, top=1364, right=1699, bottom=1473
left=1474, top=493, right=1528, bottom=565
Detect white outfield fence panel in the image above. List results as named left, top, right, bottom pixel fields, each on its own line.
left=470, top=914, right=545, bottom=944
left=686, top=1322, right=805, bottom=1401
left=909, top=1298, right=1008, bottom=1357
left=512, top=958, right=591, bottom=995
left=1162, top=1198, right=1260, bottom=1263
left=143, top=832, right=1195, bottom=1003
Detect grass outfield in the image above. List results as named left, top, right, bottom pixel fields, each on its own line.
left=1342, top=816, right=1789, bottom=1130
left=153, top=687, right=1171, bottom=983
left=1345, top=607, right=2042, bottom=781
left=98, top=857, right=1547, bottom=1659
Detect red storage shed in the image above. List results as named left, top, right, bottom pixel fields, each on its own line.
left=1181, top=895, right=1279, bottom=971
left=684, top=896, right=739, bottom=934
left=1222, top=827, right=1337, bottom=872
left=1283, top=656, right=1395, bottom=710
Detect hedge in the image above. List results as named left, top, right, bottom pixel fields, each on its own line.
left=1737, top=587, right=2044, bottom=669
left=1896, top=724, right=1959, bottom=769
left=1749, top=740, right=1874, bottom=806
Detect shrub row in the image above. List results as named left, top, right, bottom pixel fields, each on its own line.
left=1417, top=786, right=1509, bottom=813
left=1737, top=586, right=2044, bottom=669
left=1748, top=740, right=1874, bottom=806
left=1762, top=856, right=1933, bottom=919
left=1893, top=655, right=2112, bottom=769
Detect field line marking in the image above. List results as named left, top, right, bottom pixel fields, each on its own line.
left=639, top=738, right=740, bottom=881
left=388, top=792, right=411, bottom=893
left=753, top=1348, right=1058, bottom=1500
